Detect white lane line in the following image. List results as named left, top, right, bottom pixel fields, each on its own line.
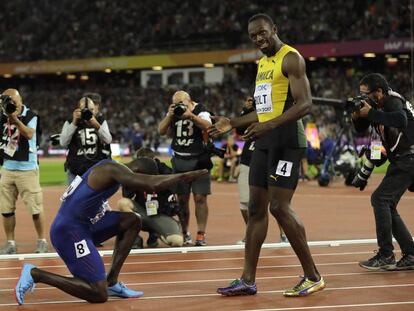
left=1, top=284, right=414, bottom=307
left=0, top=251, right=378, bottom=271
left=3, top=237, right=411, bottom=260
left=0, top=261, right=360, bottom=281
left=1, top=270, right=412, bottom=291
left=243, top=301, right=414, bottom=311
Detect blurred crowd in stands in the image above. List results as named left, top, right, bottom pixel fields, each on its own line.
left=0, top=0, right=410, bottom=61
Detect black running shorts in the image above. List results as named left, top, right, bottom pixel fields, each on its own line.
left=249, top=147, right=305, bottom=189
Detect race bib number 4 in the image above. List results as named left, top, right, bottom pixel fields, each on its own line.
left=74, top=239, right=91, bottom=258
left=276, top=160, right=293, bottom=177
left=254, top=83, right=273, bottom=114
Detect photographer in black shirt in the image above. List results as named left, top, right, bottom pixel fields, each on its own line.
left=60, top=94, right=112, bottom=183
left=158, top=90, right=212, bottom=246
left=351, top=73, right=414, bottom=271
left=117, top=151, right=183, bottom=248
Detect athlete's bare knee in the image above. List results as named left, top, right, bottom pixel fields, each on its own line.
left=121, top=212, right=141, bottom=232
left=87, top=285, right=108, bottom=303
left=269, top=200, right=289, bottom=219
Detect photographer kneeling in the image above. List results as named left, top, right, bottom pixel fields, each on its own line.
left=117, top=155, right=183, bottom=248
left=60, top=95, right=112, bottom=183
left=351, top=73, right=414, bottom=271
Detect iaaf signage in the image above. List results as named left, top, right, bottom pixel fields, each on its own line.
left=384, top=39, right=414, bottom=51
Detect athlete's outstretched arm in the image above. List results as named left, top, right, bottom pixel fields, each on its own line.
left=88, top=162, right=207, bottom=192
left=242, top=52, right=312, bottom=140
left=207, top=111, right=258, bottom=138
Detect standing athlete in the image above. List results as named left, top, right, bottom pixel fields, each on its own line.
left=210, top=13, right=325, bottom=297
left=14, top=158, right=207, bottom=304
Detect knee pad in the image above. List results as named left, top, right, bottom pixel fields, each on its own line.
left=240, top=202, right=248, bottom=211
left=164, top=234, right=184, bottom=247
left=2, top=212, right=15, bottom=218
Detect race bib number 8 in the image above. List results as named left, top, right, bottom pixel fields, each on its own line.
left=74, top=239, right=91, bottom=258
left=276, top=160, right=293, bottom=177
left=254, top=83, right=273, bottom=114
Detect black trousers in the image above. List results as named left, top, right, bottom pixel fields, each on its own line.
left=371, top=155, right=414, bottom=256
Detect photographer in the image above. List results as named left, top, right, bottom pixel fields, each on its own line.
left=0, top=89, right=48, bottom=254
left=60, top=94, right=112, bottom=183
left=216, top=134, right=239, bottom=182
left=158, top=90, right=212, bottom=246
left=351, top=73, right=414, bottom=271
left=117, top=151, right=183, bottom=248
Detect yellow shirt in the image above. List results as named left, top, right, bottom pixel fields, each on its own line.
left=253, top=44, right=307, bottom=149
left=254, top=44, right=298, bottom=123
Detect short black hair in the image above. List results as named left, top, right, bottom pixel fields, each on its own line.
left=83, top=92, right=102, bottom=104
left=359, top=73, right=390, bottom=94
left=135, top=147, right=155, bottom=159
left=128, top=157, right=158, bottom=175
left=248, top=13, right=274, bottom=27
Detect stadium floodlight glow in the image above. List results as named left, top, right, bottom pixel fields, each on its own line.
left=308, top=57, right=317, bottom=61
left=387, top=57, right=398, bottom=63
left=152, top=66, right=163, bottom=71
left=66, top=74, right=76, bottom=80
left=126, top=70, right=134, bottom=74
left=399, top=54, right=410, bottom=59
left=80, top=74, right=89, bottom=81
left=3, top=74, right=12, bottom=78
left=104, top=68, right=112, bottom=73
left=203, top=63, right=214, bottom=68
left=385, top=54, right=393, bottom=58
left=363, top=53, right=376, bottom=58
left=327, top=57, right=337, bottom=62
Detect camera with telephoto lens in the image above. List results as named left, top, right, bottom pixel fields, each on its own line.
left=0, top=95, right=17, bottom=115
left=345, top=94, right=369, bottom=113
left=173, top=102, right=187, bottom=117
left=80, top=108, right=93, bottom=121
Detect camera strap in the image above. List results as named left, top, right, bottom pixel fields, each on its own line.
left=6, top=120, right=20, bottom=142
left=4, top=120, right=20, bottom=157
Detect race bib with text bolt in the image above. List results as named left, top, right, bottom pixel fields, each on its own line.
left=254, top=83, right=273, bottom=114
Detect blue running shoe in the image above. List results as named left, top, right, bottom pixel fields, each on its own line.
left=217, top=278, right=257, bottom=296
left=15, top=264, right=36, bottom=305
left=107, top=282, right=144, bottom=298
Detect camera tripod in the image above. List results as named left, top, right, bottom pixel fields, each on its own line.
left=317, top=111, right=360, bottom=187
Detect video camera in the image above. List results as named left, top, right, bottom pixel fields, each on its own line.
left=0, top=95, right=17, bottom=115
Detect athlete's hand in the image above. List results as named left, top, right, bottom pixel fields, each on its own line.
left=181, top=169, right=208, bottom=182
left=207, top=116, right=232, bottom=137
left=242, top=122, right=272, bottom=140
